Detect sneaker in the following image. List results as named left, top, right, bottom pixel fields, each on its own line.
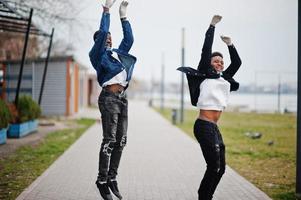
left=107, top=179, right=123, bottom=199
left=95, top=180, right=113, bottom=200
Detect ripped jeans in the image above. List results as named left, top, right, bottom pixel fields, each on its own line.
left=193, top=118, right=226, bottom=200
left=97, top=89, right=128, bottom=182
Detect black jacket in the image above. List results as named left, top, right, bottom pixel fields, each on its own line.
left=177, top=25, right=242, bottom=106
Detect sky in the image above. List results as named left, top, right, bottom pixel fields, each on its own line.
left=64, top=0, right=298, bottom=85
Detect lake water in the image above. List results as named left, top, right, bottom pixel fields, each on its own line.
left=143, top=92, right=297, bottom=113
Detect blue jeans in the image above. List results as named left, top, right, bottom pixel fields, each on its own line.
left=97, top=89, right=128, bottom=182
left=194, top=118, right=226, bottom=200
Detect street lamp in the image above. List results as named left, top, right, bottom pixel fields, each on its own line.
left=296, top=0, right=301, bottom=197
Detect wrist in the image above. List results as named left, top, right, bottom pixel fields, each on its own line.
left=210, top=21, right=217, bottom=26
left=103, top=6, right=109, bottom=13
left=226, top=41, right=233, bottom=46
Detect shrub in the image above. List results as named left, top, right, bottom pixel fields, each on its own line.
left=0, top=99, right=12, bottom=129
left=7, top=103, right=18, bottom=124
left=16, top=95, right=41, bottom=123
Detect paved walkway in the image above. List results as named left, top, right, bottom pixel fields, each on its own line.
left=16, top=101, right=272, bottom=200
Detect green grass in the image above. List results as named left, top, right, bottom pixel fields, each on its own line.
left=0, top=118, right=95, bottom=200
left=156, top=108, right=298, bottom=200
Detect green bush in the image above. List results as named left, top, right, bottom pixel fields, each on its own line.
left=0, top=99, right=12, bottom=129
left=17, top=95, right=41, bottom=123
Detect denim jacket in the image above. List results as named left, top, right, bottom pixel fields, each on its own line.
left=89, top=12, right=137, bottom=88
left=177, top=25, right=242, bottom=106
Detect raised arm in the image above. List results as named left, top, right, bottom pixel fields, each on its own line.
left=89, top=0, right=116, bottom=69
left=118, top=0, right=134, bottom=53
left=197, top=15, right=222, bottom=71
left=221, top=36, right=242, bottom=77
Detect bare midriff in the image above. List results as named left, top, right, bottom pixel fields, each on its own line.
left=198, top=109, right=222, bottom=123
left=104, top=84, right=125, bottom=93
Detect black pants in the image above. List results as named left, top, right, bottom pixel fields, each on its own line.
left=97, top=89, right=128, bottom=182
left=194, top=119, right=226, bottom=200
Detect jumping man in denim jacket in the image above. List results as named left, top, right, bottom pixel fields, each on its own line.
left=89, top=0, right=136, bottom=199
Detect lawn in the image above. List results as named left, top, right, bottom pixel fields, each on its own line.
left=156, top=108, right=298, bottom=200
left=0, top=118, right=95, bottom=200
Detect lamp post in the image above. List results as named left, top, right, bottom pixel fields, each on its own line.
left=296, top=0, right=301, bottom=197
left=180, top=28, right=185, bottom=123
left=160, top=53, right=165, bottom=111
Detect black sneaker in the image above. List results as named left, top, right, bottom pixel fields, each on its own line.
left=95, top=180, right=113, bottom=200
left=107, top=179, right=123, bottom=199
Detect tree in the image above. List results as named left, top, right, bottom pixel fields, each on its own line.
left=0, top=0, right=86, bottom=59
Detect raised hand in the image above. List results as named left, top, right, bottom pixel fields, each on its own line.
left=210, top=15, right=222, bottom=26
left=220, top=35, right=232, bottom=46
left=119, top=0, right=129, bottom=19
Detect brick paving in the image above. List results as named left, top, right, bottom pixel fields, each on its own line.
left=16, top=101, right=272, bottom=200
